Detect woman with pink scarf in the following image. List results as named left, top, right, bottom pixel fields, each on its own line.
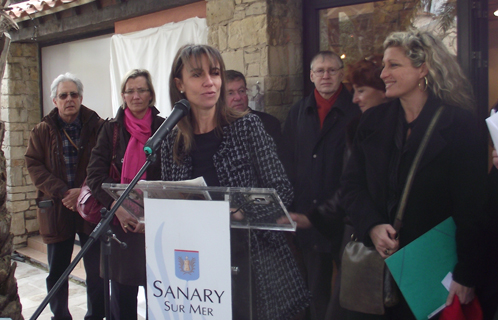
left=87, top=69, right=164, bottom=320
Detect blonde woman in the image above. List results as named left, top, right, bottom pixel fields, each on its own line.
left=341, top=30, right=486, bottom=319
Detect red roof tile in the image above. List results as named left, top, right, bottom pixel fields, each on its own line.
left=7, top=0, right=94, bottom=21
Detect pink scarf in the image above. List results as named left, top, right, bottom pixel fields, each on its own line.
left=121, top=107, right=152, bottom=184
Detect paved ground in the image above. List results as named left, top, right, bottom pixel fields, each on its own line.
left=15, top=258, right=146, bottom=320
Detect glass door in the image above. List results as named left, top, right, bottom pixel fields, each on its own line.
left=317, top=1, right=458, bottom=68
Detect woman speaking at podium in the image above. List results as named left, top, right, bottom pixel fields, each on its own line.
left=160, top=44, right=310, bottom=320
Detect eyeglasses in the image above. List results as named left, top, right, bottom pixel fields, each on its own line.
left=227, top=88, right=248, bottom=97
left=124, top=88, right=150, bottom=95
left=58, top=92, right=80, bottom=100
left=312, top=67, right=343, bottom=77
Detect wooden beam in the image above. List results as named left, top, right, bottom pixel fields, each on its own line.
left=93, top=1, right=102, bottom=10
left=9, top=0, right=202, bottom=43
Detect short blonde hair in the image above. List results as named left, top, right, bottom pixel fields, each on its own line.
left=120, top=69, right=156, bottom=108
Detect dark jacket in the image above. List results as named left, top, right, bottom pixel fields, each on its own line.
left=25, top=105, right=104, bottom=244
left=341, top=96, right=487, bottom=287
left=306, top=115, right=361, bottom=241
left=86, top=106, right=164, bottom=286
left=250, top=108, right=283, bottom=153
left=281, top=87, right=361, bottom=253
left=160, top=113, right=310, bottom=320
left=161, top=113, right=292, bottom=205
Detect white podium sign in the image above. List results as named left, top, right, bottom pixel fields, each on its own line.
left=144, top=198, right=232, bottom=320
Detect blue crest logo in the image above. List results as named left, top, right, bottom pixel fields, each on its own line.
left=175, top=249, right=199, bottom=281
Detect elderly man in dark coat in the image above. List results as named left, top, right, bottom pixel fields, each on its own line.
left=281, top=51, right=361, bottom=319
left=25, top=72, right=105, bottom=320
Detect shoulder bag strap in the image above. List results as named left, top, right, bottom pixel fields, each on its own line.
left=62, top=128, right=78, bottom=150
left=111, top=123, right=119, bottom=160
left=108, top=123, right=121, bottom=181
left=393, top=105, right=445, bottom=232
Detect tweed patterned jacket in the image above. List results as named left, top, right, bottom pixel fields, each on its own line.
left=160, top=113, right=310, bottom=319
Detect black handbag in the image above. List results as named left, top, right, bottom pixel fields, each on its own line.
left=340, top=106, right=444, bottom=315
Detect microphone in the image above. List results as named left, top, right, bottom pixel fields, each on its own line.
left=143, top=99, right=191, bottom=155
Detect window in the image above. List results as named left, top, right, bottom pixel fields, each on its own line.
left=318, top=0, right=457, bottom=66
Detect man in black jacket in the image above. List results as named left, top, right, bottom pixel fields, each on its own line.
left=281, top=51, right=360, bottom=320
left=225, top=70, right=283, bottom=151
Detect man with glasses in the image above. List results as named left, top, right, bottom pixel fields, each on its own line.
left=225, top=70, right=282, bottom=150
left=25, top=73, right=105, bottom=320
left=281, top=51, right=360, bottom=320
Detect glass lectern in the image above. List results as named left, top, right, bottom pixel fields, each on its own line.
left=102, top=181, right=296, bottom=320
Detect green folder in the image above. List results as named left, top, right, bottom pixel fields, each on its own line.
left=385, top=217, right=457, bottom=320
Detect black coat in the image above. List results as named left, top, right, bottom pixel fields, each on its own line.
left=341, top=96, right=487, bottom=287
left=87, top=106, right=164, bottom=208
left=281, top=87, right=360, bottom=252
left=250, top=108, right=283, bottom=152
left=86, top=106, right=164, bottom=286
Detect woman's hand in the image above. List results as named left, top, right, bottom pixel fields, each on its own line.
left=112, top=201, right=143, bottom=233
left=493, top=150, right=498, bottom=170
left=369, top=224, right=399, bottom=258
left=276, top=212, right=312, bottom=229
left=62, top=188, right=81, bottom=211
left=230, top=208, right=245, bottom=221
left=446, top=280, right=475, bottom=306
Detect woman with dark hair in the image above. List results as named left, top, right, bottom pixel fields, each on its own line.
left=348, top=55, right=388, bottom=112
left=86, top=69, right=164, bottom=320
left=341, top=29, right=486, bottom=319
left=160, top=44, right=310, bottom=320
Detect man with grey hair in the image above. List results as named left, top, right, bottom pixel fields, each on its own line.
left=281, top=51, right=360, bottom=319
left=25, top=72, right=105, bottom=320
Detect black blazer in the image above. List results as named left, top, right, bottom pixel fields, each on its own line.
left=341, top=96, right=487, bottom=287
left=281, top=87, right=360, bottom=252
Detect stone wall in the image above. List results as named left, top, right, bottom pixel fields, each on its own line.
left=206, top=0, right=303, bottom=122
left=267, top=0, right=302, bottom=120
left=2, top=42, right=40, bottom=246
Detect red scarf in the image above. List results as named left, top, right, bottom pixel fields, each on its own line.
left=314, top=84, right=342, bottom=129
left=121, top=107, right=152, bottom=184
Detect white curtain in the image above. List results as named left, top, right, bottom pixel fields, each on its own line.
left=110, top=17, right=208, bottom=117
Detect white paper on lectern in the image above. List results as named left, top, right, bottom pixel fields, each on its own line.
left=486, top=110, right=498, bottom=148
left=145, top=198, right=232, bottom=320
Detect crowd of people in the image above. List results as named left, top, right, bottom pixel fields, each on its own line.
left=25, top=28, right=498, bottom=320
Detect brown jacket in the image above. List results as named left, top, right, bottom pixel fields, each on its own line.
left=25, top=105, right=104, bottom=244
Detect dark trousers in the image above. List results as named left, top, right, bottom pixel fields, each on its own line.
left=46, top=233, right=105, bottom=320
left=325, top=224, right=353, bottom=320
left=110, top=281, right=144, bottom=320
left=301, top=250, right=334, bottom=320
left=80, top=233, right=106, bottom=320
left=346, top=295, right=417, bottom=320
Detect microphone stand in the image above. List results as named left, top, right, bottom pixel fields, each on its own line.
left=30, top=153, right=157, bottom=320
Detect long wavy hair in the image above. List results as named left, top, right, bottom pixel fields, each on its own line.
left=169, top=44, right=245, bottom=163
left=384, top=29, right=474, bottom=111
